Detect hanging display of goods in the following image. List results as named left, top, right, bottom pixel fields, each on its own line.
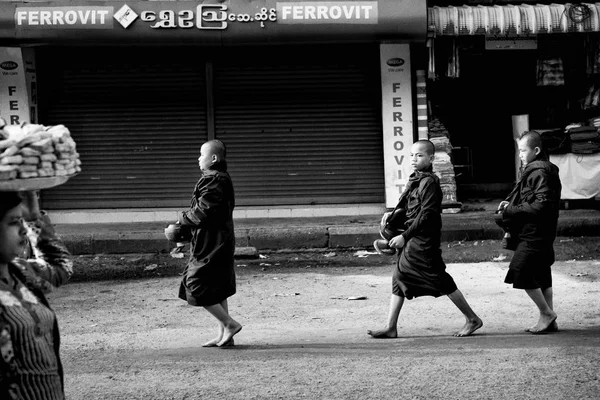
left=0, top=119, right=81, bottom=190
left=430, top=3, right=600, bottom=36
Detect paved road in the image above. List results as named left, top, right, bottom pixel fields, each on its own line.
left=50, top=257, right=600, bottom=399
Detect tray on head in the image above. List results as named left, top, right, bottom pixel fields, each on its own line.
left=0, top=175, right=74, bottom=191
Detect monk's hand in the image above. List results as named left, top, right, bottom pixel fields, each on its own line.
left=388, top=234, right=405, bottom=249
left=498, top=201, right=509, bottom=212
left=380, top=212, right=391, bottom=227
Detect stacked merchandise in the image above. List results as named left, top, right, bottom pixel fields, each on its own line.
left=567, top=123, right=600, bottom=154
left=0, top=120, right=81, bottom=181
left=538, top=128, right=570, bottom=154
left=536, top=56, right=565, bottom=86
left=428, top=118, right=462, bottom=213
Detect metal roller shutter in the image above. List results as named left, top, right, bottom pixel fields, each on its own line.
left=213, top=45, right=384, bottom=206
left=36, top=47, right=207, bottom=209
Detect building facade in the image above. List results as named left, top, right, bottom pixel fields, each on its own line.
left=0, top=0, right=430, bottom=221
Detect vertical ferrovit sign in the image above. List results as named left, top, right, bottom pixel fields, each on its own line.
left=380, top=43, right=414, bottom=208
left=0, top=47, right=31, bottom=125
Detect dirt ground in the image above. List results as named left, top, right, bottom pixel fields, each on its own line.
left=48, top=241, right=600, bottom=400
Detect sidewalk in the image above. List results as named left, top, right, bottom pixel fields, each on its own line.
left=54, top=202, right=600, bottom=255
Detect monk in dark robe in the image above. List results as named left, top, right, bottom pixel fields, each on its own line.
left=497, top=131, right=561, bottom=334
left=176, top=139, right=242, bottom=347
left=368, top=140, right=483, bottom=338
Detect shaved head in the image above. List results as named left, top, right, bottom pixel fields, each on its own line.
left=199, top=140, right=227, bottom=171
left=203, top=139, right=226, bottom=159
left=414, top=139, right=435, bottom=155
left=519, top=131, right=543, bottom=151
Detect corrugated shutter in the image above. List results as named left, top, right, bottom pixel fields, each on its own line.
left=36, top=47, right=207, bottom=209
left=214, top=45, right=384, bottom=206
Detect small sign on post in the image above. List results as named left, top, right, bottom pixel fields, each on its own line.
left=0, top=47, right=31, bottom=125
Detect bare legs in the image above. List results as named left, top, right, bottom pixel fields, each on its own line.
left=524, top=287, right=557, bottom=333
left=367, top=290, right=483, bottom=338
left=367, top=294, right=404, bottom=338
left=446, top=289, right=483, bottom=337
left=202, top=299, right=242, bottom=347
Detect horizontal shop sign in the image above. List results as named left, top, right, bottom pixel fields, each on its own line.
left=0, top=0, right=426, bottom=44
left=430, top=3, right=600, bottom=36
left=485, top=38, right=537, bottom=50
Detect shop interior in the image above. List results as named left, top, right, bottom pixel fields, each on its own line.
left=427, top=33, right=600, bottom=208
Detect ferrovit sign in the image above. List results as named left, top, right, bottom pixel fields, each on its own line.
left=277, top=1, right=378, bottom=24
left=15, top=7, right=113, bottom=29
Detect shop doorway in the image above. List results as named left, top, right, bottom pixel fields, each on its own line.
left=430, top=46, right=538, bottom=200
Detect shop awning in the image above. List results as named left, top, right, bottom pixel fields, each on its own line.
left=429, top=3, right=600, bottom=36
left=0, top=0, right=427, bottom=45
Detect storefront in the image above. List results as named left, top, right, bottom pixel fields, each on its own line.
left=0, top=0, right=427, bottom=212
left=427, top=2, right=600, bottom=202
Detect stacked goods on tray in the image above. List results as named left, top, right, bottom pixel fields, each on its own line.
left=0, top=119, right=81, bottom=181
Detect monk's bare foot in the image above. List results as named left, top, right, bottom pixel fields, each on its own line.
left=545, top=320, right=559, bottom=333
left=454, top=317, right=483, bottom=337
left=367, top=328, right=398, bottom=339
left=527, top=312, right=557, bottom=334
left=202, top=336, right=222, bottom=348
left=219, top=338, right=235, bottom=348
left=217, top=322, right=242, bottom=347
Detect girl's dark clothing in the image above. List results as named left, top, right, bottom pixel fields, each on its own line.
left=501, top=157, right=561, bottom=289
left=178, top=163, right=236, bottom=306
left=392, top=168, right=457, bottom=299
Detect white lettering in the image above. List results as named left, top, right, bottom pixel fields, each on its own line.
left=65, top=11, right=77, bottom=24
left=16, top=8, right=114, bottom=28
left=362, top=5, right=373, bottom=19
left=97, top=10, right=108, bottom=24
left=29, top=11, right=39, bottom=25
left=141, top=11, right=156, bottom=22
left=342, top=6, right=355, bottom=19
left=179, top=10, right=194, bottom=28
left=79, top=10, right=91, bottom=24
left=53, top=11, right=64, bottom=25
left=40, top=10, right=52, bottom=25
left=330, top=6, right=341, bottom=19
left=276, top=2, right=377, bottom=23
left=317, top=6, right=328, bottom=19
left=16, top=11, right=27, bottom=25
left=293, top=6, right=303, bottom=20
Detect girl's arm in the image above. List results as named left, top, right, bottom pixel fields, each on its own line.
left=13, top=191, right=73, bottom=291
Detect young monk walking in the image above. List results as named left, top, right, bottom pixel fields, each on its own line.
left=174, top=139, right=242, bottom=347
left=497, top=131, right=561, bottom=334
left=368, top=140, right=483, bottom=338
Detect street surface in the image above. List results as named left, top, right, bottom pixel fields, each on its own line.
left=49, top=252, right=600, bottom=400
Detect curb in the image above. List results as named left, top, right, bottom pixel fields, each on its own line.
left=56, top=212, right=600, bottom=256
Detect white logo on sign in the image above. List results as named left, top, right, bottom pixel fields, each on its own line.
left=114, top=5, right=138, bottom=28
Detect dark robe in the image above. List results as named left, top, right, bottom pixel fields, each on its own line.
left=178, top=162, right=236, bottom=306
left=392, top=167, right=457, bottom=299
left=501, top=156, right=561, bottom=289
